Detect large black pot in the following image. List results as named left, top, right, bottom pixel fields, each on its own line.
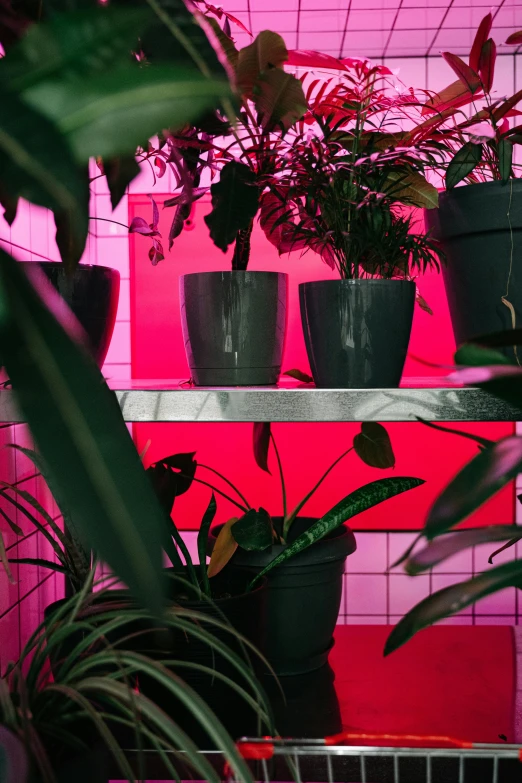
left=209, top=518, right=356, bottom=675
left=19, top=262, right=120, bottom=367
left=44, top=569, right=268, bottom=744
left=299, top=279, right=415, bottom=388
left=180, top=271, right=287, bottom=386
left=425, top=180, right=522, bottom=361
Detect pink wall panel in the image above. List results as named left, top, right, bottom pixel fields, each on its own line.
left=129, top=195, right=514, bottom=531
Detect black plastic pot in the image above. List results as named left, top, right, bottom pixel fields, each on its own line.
left=180, top=271, right=287, bottom=386
left=425, top=180, right=522, bottom=361
left=299, top=279, right=415, bottom=388
left=44, top=569, right=268, bottom=743
left=18, top=262, right=120, bottom=367
left=208, top=518, right=356, bottom=675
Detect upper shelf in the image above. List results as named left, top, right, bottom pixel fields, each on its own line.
left=1, top=378, right=520, bottom=423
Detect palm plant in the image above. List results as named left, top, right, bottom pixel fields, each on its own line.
left=259, top=57, right=445, bottom=280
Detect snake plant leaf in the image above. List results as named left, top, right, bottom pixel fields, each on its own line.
left=253, top=67, right=308, bottom=133
left=236, top=30, right=288, bottom=96
left=0, top=85, right=89, bottom=272
left=207, top=517, right=238, bottom=578
left=384, top=559, right=522, bottom=655
left=426, top=436, right=522, bottom=539
left=204, top=161, right=260, bottom=252
left=232, top=507, right=273, bottom=551
left=250, top=477, right=424, bottom=585
left=0, top=250, right=167, bottom=614
left=454, top=342, right=511, bottom=367
left=253, top=422, right=271, bottom=473
left=446, top=141, right=483, bottom=188
left=353, top=422, right=395, bottom=469
left=405, top=526, right=522, bottom=575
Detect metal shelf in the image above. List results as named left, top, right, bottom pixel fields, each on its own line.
left=1, top=378, right=519, bottom=423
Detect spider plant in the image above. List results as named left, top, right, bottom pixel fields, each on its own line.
left=149, top=423, right=424, bottom=588
left=0, top=577, right=272, bottom=783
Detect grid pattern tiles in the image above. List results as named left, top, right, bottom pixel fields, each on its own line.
left=225, top=0, right=522, bottom=59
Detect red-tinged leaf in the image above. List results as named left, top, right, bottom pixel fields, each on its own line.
left=493, top=90, right=522, bottom=122
left=253, top=422, right=271, bottom=474
left=416, top=290, right=433, bottom=316
left=207, top=516, right=239, bottom=578
left=442, top=52, right=481, bottom=93
left=283, top=368, right=314, bottom=384
left=148, top=194, right=160, bottom=230
left=505, top=30, right=522, bottom=46
left=129, top=216, right=154, bottom=235
left=148, top=238, right=164, bottom=266
left=287, top=50, right=348, bottom=70
left=154, top=157, right=167, bottom=178
left=259, top=191, right=307, bottom=254
left=469, top=12, right=492, bottom=71
left=341, top=57, right=392, bottom=75
left=478, top=38, right=496, bottom=93
left=421, top=80, right=478, bottom=116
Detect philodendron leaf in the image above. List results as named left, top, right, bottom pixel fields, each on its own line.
left=253, top=422, right=271, bottom=473
left=204, top=161, right=260, bottom=252
left=454, top=343, right=511, bottom=367
left=353, top=422, right=395, bottom=469
left=254, top=68, right=308, bottom=133
left=208, top=517, right=238, bottom=578
left=384, top=559, right=522, bottom=655
left=0, top=250, right=167, bottom=615
left=405, top=526, right=522, bottom=575
left=426, top=436, right=522, bottom=539
left=250, top=477, right=424, bottom=586
left=236, top=30, right=288, bottom=97
left=446, top=141, right=483, bottom=188
left=148, top=452, right=197, bottom=515
left=232, top=507, right=273, bottom=551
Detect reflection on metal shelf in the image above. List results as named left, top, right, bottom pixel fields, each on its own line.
left=1, top=379, right=520, bottom=423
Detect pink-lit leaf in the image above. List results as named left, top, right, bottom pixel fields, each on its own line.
left=492, top=90, right=522, bottom=122
left=416, top=290, right=433, bottom=316
left=236, top=31, right=288, bottom=97
left=148, top=194, right=160, bottom=230
left=164, top=187, right=207, bottom=207
left=154, top=157, right=167, bottom=178
left=148, top=238, right=164, bottom=266
left=129, top=216, right=156, bottom=236
left=341, top=57, right=392, bottom=75
left=469, top=12, right=493, bottom=72
left=478, top=38, right=496, bottom=93
left=223, top=16, right=231, bottom=38
left=253, top=422, right=271, bottom=474
left=283, top=369, right=314, bottom=384
left=463, top=121, right=495, bottom=142
left=505, top=30, right=522, bottom=46
left=426, top=436, right=522, bottom=538
left=421, top=80, right=480, bottom=116
left=441, top=52, right=481, bottom=93
left=259, top=191, right=308, bottom=254
left=254, top=67, right=308, bottom=133
left=287, top=50, right=348, bottom=71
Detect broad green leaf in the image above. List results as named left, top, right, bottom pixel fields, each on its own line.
left=446, top=141, right=483, bottom=188
left=204, top=161, right=259, bottom=252
left=236, top=30, right=288, bottom=96
left=254, top=67, right=307, bottom=133
left=253, top=422, right=271, bottom=473
left=23, top=65, right=232, bottom=162
left=232, top=507, right=273, bottom=551
left=385, top=559, right=522, bottom=655
left=498, top=137, right=513, bottom=181
left=207, top=517, right=238, bottom=578
left=197, top=492, right=216, bottom=595
left=0, top=84, right=88, bottom=271
left=103, top=155, right=141, bottom=210
left=405, top=526, right=522, bottom=574
left=353, top=422, right=395, bottom=469
left=0, top=250, right=167, bottom=614
left=455, top=342, right=511, bottom=366
left=383, top=170, right=438, bottom=209
left=426, top=436, right=522, bottom=539
left=251, top=477, right=424, bottom=586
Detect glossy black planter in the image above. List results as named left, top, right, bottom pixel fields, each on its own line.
left=299, top=279, right=415, bottom=388
left=44, top=569, right=268, bottom=744
left=19, top=262, right=120, bottom=367
left=209, top=518, right=356, bottom=675
left=425, top=181, right=522, bottom=362
left=180, top=271, right=287, bottom=386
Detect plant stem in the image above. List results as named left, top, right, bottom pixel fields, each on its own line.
left=198, top=464, right=251, bottom=509
left=188, top=475, right=249, bottom=513
left=89, top=216, right=129, bottom=230
left=270, top=432, right=287, bottom=521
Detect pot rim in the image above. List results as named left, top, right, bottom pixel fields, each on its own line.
left=181, top=271, right=288, bottom=280
left=17, top=261, right=119, bottom=275
left=299, top=278, right=415, bottom=288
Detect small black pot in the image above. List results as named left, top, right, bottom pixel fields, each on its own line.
left=19, top=262, right=120, bottom=367
left=180, top=271, right=287, bottom=386
left=299, top=279, right=415, bottom=388
left=44, top=569, right=268, bottom=743
left=208, top=518, right=356, bottom=675
left=425, top=180, right=522, bottom=361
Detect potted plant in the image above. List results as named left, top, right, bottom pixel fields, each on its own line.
left=0, top=0, right=236, bottom=366
left=138, top=18, right=308, bottom=386
left=153, top=423, right=424, bottom=674
left=385, top=330, right=522, bottom=656
left=420, top=13, right=522, bottom=361
left=260, top=56, right=444, bottom=388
